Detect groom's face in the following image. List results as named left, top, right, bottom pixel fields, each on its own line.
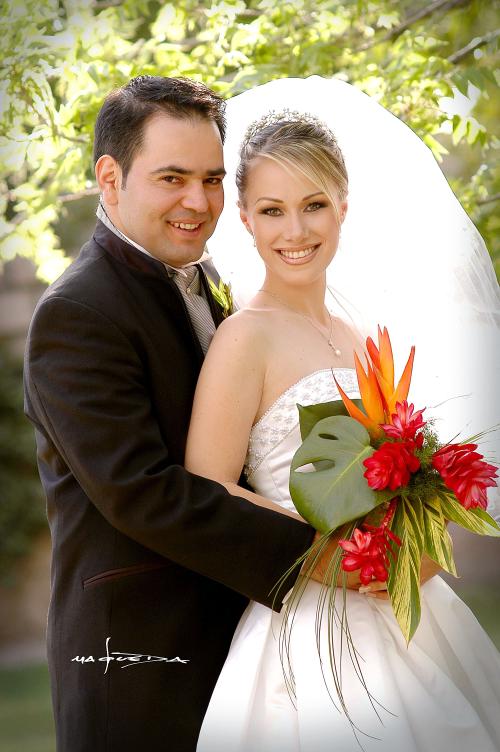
left=100, top=113, right=225, bottom=267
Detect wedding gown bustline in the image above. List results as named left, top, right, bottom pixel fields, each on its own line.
left=196, top=368, right=500, bottom=752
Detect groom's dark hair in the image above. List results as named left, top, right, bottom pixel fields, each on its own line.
left=93, top=75, right=226, bottom=183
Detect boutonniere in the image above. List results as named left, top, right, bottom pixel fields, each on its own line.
left=207, top=277, right=234, bottom=319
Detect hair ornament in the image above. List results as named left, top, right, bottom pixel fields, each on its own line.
left=242, top=108, right=335, bottom=147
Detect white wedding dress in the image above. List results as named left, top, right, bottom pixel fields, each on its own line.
left=197, top=368, right=500, bottom=752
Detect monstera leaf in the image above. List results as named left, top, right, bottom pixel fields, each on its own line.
left=290, top=415, right=384, bottom=534
left=297, top=398, right=364, bottom=441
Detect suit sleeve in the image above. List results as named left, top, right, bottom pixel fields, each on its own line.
left=25, top=295, right=315, bottom=609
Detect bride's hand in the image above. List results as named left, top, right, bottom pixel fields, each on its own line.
left=358, top=554, right=443, bottom=600
left=307, top=533, right=442, bottom=598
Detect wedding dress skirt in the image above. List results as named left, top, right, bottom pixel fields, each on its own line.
left=197, top=369, right=500, bottom=752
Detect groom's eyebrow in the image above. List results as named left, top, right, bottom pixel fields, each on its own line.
left=255, top=191, right=324, bottom=204
left=150, top=165, right=226, bottom=176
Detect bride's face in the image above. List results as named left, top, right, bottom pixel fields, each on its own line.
left=239, top=157, right=347, bottom=285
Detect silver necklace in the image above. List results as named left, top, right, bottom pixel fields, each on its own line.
left=258, top=289, right=342, bottom=357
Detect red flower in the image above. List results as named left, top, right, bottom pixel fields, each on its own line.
left=339, top=504, right=402, bottom=585
left=381, top=400, right=426, bottom=443
left=339, top=528, right=389, bottom=584
left=432, top=443, right=498, bottom=510
left=364, top=441, right=420, bottom=491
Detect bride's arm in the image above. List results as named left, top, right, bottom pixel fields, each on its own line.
left=186, top=311, right=303, bottom=522
left=187, top=312, right=380, bottom=542
left=186, top=313, right=367, bottom=590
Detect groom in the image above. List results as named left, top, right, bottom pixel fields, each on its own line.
left=23, top=76, right=317, bottom=751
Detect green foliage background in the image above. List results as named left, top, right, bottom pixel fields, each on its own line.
left=0, top=0, right=499, bottom=281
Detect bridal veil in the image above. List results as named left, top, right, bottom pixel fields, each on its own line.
left=207, top=76, right=499, bottom=516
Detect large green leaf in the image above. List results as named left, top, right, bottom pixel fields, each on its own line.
left=289, top=415, right=382, bottom=534
left=297, top=398, right=364, bottom=440
left=422, top=496, right=457, bottom=576
left=438, top=492, right=500, bottom=536
left=387, top=498, right=425, bottom=643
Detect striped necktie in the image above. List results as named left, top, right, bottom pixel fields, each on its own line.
left=172, top=265, right=216, bottom=354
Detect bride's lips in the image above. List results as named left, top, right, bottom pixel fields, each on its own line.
left=274, top=244, right=320, bottom=265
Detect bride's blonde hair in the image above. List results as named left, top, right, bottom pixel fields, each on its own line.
left=236, top=111, right=348, bottom=223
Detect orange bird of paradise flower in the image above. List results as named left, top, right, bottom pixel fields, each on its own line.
left=335, top=326, right=415, bottom=440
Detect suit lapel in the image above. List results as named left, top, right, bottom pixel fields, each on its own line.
left=93, top=220, right=205, bottom=363
left=94, top=220, right=225, bottom=354
left=198, top=261, right=226, bottom=328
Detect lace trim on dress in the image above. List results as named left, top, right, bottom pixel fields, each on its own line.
left=245, top=368, right=358, bottom=478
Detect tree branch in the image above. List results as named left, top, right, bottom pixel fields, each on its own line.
left=357, top=0, right=469, bottom=52
left=33, top=109, right=89, bottom=145
left=447, top=29, right=500, bottom=64
left=59, top=187, right=100, bottom=203
left=92, top=0, right=123, bottom=8
left=59, top=133, right=89, bottom=145
left=477, top=192, right=500, bottom=207
left=6, top=186, right=99, bottom=205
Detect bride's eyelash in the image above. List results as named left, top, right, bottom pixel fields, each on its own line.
left=259, top=202, right=327, bottom=216
left=305, top=201, right=327, bottom=211
left=259, top=207, right=282, bottom=216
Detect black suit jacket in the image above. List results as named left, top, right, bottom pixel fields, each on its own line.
left=23, top=221, right=315, bottom=752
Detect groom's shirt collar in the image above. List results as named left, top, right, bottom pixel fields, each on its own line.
left=96, top=200, right=211, bottom=277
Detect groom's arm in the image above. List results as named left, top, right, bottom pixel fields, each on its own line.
left=24, top=295, right=315, bottom=609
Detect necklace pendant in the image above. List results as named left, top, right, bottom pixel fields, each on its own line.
left=329, top=340, right=341, bottom=357
left=259, top=289, right=342, bottom=357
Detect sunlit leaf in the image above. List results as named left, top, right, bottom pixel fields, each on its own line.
left=422, top=496, right=457, bottom=575
left=387, top=498, right=424, bottom=643
left=377, top=13, right=399, bottom=30
left=437, top=492, right=500, bottom=536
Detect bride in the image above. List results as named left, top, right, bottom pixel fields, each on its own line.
left=186, top=79, right=500, bottom=751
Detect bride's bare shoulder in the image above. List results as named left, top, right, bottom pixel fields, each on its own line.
left=212, top=305, right=273, bottom=343
left=205, top=305, right=274, bottom=367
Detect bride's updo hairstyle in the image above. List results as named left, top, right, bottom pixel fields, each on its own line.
left=236, top=110, right=348, bottom=223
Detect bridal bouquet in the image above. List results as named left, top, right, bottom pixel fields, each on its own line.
left=276, top=326, right=499, bottom=711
